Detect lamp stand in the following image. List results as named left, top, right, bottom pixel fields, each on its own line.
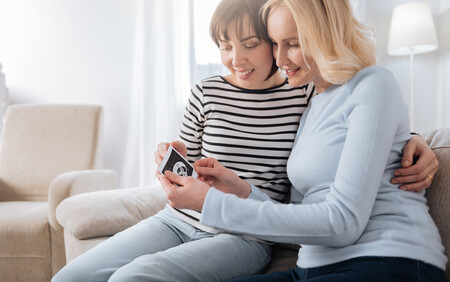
left=408, top=48, right=415, bottom=131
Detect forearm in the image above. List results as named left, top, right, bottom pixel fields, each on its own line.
left=201, top=188, right=363, bottom=245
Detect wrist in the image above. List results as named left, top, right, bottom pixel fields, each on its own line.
left=237, top=181, right=251, bottom=199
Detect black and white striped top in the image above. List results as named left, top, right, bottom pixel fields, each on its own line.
left=171, top=75, right=315, bottom=233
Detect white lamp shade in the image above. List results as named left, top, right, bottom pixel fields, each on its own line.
left=388, top=2, right=438, bottom=56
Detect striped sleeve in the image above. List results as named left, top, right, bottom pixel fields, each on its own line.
left=178, top=83, right=206, bottom=163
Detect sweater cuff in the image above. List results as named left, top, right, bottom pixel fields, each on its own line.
left=200, top=185, right=272, bottom=228
left=248, top=184, right=272, bottom=201
left=200, top=188, right=224, bottom=227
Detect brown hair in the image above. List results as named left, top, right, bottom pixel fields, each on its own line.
left=210, top=0, right=278, bottom=79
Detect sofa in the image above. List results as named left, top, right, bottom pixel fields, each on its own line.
left=55, top=128, right=450, bottom=279
left=0, top=104, right=117, bottom=282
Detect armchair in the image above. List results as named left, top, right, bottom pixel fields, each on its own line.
left=56, top=129, right=450, bottom=280
left=0, top=104, right=117, bottom=282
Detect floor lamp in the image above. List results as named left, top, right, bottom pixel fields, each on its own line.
left=387, top=2, right=438, bottom=131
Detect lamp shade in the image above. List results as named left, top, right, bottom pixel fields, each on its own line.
left=388, top=2, right=438, bottom=56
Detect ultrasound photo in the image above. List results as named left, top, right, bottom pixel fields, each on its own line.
left=158, top=145, right=197, bottom=178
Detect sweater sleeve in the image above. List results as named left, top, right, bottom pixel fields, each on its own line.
left=247, top=184, right=275, bottom=202
left=201, top=68, right=410, bottom=246
left=178, top=84, right=205, bottom=163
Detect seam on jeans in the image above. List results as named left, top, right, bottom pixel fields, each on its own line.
left=417, top=260, right=421, bottom=282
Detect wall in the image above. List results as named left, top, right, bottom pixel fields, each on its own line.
left=437, top=0, right=450, bottom=129
left=361, top=0, right=445, bottom=132
left=0, top=0, right=137, bottom=178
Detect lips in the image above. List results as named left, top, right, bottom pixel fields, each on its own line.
left=236, top=69, right=255, bottom=78
left=284, top=67, right=301, bottom=77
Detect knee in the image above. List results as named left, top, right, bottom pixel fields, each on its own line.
left=108, top=255, right=172, bottom=282
left=52, top=260, right=103, bottom=282
left=51, top=266, right=83, bottom=282
left=108, top=264, right=143, bottom=282
left=108, top=261, right=152, bottom=282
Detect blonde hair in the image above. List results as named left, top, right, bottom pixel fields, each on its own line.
left=261, top=0, right=377, bottom=84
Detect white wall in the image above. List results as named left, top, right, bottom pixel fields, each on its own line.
left=0, top=0, right=137, bottom=179
left=361, top=0, right=446, bottom=132
left=437, top=0, right=450, bottom=129
left=0, top=0, right=448, bottom=183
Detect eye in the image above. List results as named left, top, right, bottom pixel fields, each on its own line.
left=288, top=42, right=300, bottom=48
left=271, top=41, right=278, bottom=47
left=220, top=45, right=232, bottom=52
left=242, top=38, right=260, bottom=49
left=244, top=43, right=258, bottom=49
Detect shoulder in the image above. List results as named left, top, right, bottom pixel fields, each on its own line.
left=305, top=82, right=317, bottom=101
left=191, top=75, right=223, bottom=91
left=347, top=66, right=398, bottom=93
left=199, top=75, right=225, bottom=88
left=341, top=66, right=407, bottom=122
left=346, top=66, right=401, bottom=103
left=189, top=76, right=222, bottom=97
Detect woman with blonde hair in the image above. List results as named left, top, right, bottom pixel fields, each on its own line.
left=159, top=0, right=447, bottom=281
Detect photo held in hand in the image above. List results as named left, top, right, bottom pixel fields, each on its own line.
left=158, top=145, right=198, bottom=181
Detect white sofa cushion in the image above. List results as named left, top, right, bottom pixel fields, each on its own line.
left=56, top=185, right=166, bottom=240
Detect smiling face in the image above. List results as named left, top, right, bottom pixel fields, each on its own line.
left=219, top=15, right=282, bottom=90
left=267, top=5, right=331, bottom=93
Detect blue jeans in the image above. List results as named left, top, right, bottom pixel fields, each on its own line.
left=230, top=256, right=446, bottom=282
left=52, top=206, right=271, bottom=282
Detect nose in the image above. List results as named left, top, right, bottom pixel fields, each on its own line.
left=275, top=45, right=289, bottom=68
left=232, top=48, right=245, bottom=67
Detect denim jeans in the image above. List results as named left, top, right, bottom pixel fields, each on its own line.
left=229, top=256, right=446, bottom=282
left=52, top=206, right=271, bottom=282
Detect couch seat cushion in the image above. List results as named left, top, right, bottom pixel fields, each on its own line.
left=0, top=201, right=50, bottom=258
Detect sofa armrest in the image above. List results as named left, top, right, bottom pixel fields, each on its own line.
left=48, top=169, right=118, bottom=230
left=56, top=185, right=167, bottom=240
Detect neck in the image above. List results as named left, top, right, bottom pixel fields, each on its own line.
left=224, top=72, right=285, bottom=90
left=314, top=77, right=333, bottom=94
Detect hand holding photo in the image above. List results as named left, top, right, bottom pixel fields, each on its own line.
left=158, top=145, right=198, bottom=179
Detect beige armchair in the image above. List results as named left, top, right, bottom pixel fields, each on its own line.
left=56, top=129, right=450, bottom=280
left=0, top=104, right=117, bottom=282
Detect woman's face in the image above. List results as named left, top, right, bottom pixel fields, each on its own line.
left=267, top=6, right=329, bottom=93
left=219, top=15, right=280, bottom=89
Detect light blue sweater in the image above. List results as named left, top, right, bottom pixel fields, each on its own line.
left=201, top=66, right=447, bottom=270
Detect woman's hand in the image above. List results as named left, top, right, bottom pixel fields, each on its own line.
left=194, top=158, right=251, bottom=198
left=154, top=141, right=187, bottom=166
left=158, top=171, right=209, bottom=211
left=391, top=135, right=439, bottom=192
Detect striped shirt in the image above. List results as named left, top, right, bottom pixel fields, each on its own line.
left=170, top=75, right=315, bottom=233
